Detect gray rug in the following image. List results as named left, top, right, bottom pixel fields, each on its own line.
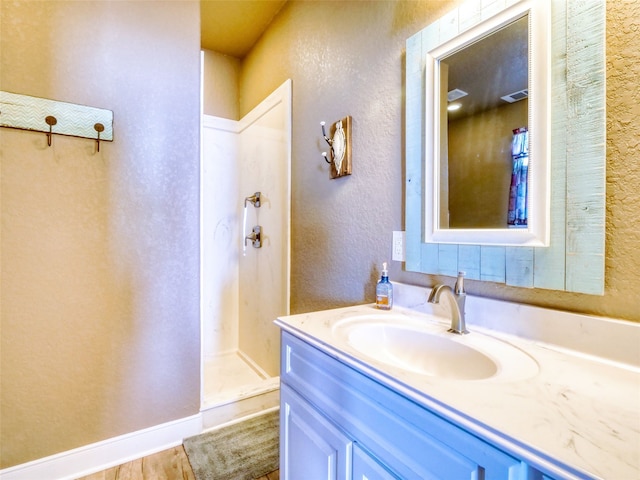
left=184, top=409, right=279, bottom=480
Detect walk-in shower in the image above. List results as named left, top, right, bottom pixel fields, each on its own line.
left=200, top=80, right=291, bottom=429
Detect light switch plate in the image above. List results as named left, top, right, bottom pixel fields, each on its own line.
left=392, top=231, right=405, bottom=262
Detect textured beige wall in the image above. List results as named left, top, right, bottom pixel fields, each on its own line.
left=240, top=0, right=639, bottom=322
left=202, top=49, right=240, bottom=119
left=1, top=0, right=201, bottom=468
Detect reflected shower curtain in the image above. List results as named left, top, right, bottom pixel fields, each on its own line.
left=508, top=127, right=529, bottom=227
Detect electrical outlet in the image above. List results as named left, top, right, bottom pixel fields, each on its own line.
left=392, top=231, right=405, bottom=262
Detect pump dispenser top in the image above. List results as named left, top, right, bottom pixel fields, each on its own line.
left=376, top=262, right=393, bottom=310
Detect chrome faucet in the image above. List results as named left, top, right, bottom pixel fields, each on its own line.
left=427, top=272, right=468, bottom=334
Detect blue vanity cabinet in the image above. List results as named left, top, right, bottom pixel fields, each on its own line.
left=280, top=383, right=352, bottom=480
left=280, top=330, right=549, bottom=480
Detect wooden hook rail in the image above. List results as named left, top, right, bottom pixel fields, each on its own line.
left=0, top=91, right=113, bottom=149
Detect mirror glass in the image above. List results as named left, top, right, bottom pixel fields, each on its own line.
left=424, top=2, right=549, bottom=247
left=439, top=16, right=528, bottom=229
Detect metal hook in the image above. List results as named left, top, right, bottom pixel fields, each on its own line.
left=45, top=116, right=57, bottom=146
left=320, top=121, right=335, bottom=164
left=94, top=123, right=104, bottom=152
left=321, top=121, right=331, bottom=144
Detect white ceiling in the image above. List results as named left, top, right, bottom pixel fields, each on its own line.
left=200, top=0, right=288, bottom=58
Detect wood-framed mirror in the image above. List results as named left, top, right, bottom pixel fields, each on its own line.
left=405, top=0, right=606, bottom=294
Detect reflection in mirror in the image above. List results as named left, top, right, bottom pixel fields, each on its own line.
left=440, top=16, right=529, bottom=229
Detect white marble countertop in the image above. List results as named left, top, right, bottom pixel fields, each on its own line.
left=275, top=284, right=640, bottom=480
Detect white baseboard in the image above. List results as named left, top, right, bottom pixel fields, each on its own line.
left=0, top=414, right=202, bottom=480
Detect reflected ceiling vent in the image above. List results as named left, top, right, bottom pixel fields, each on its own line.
left=447, top=88, right=468, bottom=102
left=501, top=89, right=529, bottom=103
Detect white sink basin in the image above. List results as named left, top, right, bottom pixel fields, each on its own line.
left=332, top=314, right=538, bottom=382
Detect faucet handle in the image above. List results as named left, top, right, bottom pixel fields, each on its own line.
left=454, top=271, right=466, bottom=295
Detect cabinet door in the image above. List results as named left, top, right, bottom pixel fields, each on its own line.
left=281, top=383, right=352, bottom=480
left=353, top=444, right=400, bottom=480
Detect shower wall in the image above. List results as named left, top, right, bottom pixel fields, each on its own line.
left=202, top=117, right=240, bottom=359
left=238, top=81, right=291, bottom=377
left=201, top=81, right=291, bottom=379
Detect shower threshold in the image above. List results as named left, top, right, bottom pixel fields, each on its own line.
left=201, top=351, right=280, bottom=431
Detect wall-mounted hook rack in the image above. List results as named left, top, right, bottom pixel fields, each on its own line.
left=0, top=91, right=113, bottom=149
left=320, top=116, right=352, bottom=179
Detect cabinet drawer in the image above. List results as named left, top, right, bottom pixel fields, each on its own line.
left=281, top=331, right=524, bottom=479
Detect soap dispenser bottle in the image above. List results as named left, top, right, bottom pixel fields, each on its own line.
left=376, top=262, right=393, bottom=310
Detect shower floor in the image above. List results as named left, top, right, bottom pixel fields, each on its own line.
left=202, top=351, right=279, bottom=407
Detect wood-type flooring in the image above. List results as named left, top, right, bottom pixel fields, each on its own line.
left=77, top=445, right=279, bottom=480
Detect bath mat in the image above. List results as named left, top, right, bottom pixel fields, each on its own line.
left=183, top=409, right=279, bottom=480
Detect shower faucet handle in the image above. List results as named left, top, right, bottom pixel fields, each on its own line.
left=245, top=225, right=262, bottom=248
left=244, top=192, right=261, bottom=208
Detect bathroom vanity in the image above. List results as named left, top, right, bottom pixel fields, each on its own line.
left=275, top=284, right=639, bottom=479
